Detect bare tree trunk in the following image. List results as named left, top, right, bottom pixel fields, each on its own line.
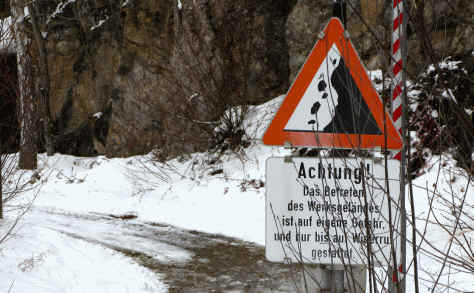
left=28, top=2, right=54, bottom=156
left=11, top=0, right=38, bottom=169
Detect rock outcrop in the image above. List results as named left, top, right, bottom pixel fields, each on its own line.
left=41, top=0, right=296, bottom=157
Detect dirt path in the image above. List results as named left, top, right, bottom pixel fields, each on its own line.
left=33, top=208, right=300, bottom=292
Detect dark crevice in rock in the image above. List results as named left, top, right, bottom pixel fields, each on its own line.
left=73, top=50, right=88, bottom=77
left=52, top=93, right=111, bottom=156
left=55, top=93, right=74, bottom=135
left=94, top=106, right=111, bottom=147
left=54, top=121, right=96, bottom=156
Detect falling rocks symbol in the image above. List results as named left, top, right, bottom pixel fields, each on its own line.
left=322, top=58, right=381, bottom=134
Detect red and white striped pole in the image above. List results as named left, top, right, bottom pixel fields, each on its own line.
left=391, top=0, right=404, bottom=161
left=391, top=0, right=406, bottom=291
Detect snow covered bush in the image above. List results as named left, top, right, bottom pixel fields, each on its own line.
left=409, top=58, right=473, bottom=176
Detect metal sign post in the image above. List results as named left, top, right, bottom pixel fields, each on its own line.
left=330, top=2, right=348, bottom=292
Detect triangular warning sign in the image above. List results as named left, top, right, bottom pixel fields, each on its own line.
left=263, top=18, right=402, bottom=150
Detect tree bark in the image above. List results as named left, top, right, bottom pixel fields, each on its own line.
left=11, top=0, right=38, bottom=170
left=28, top=2, right=55, bottom=156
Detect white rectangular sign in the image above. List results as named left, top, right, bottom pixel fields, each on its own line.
left=265, top=157, right=400, bottom=265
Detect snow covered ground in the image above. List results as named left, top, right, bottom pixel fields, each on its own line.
left=0, top=214, right=167, bottom=293
left=1, top=97, right=472, bottom=292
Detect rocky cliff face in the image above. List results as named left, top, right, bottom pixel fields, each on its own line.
left=41, top=0, right=296, bottom=157
left=44, top=0, right=174, bottom=156
left=286, top=0, right=473, bottom=76
left=2, top=0, right=472, bottom=157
